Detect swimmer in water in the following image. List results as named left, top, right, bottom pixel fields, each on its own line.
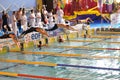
left=37, top=41, right=42, bottom=50
left=58, top=35, right=64, bottom=43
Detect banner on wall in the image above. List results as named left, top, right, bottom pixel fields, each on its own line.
left=24, top=32, right=41, bottom=42
left=104, top=0, right=113, bottom=12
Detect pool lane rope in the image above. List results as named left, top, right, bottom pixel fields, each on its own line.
left=0, top=71, right=70, bottom=80
left=0, top=58, right=120, bottom=71
left=69, top=40, right=120, bottom=44
left=57, top=64, right=120, bottom=71
left=57, top=46, right=120, bottom=50
left=10, top=51, right=120, bottom=59
left=89, top=35, right=119, bottom=38
left=0, top=58, right=57, bottom=67
left=96, top=31, right=120, bottom=34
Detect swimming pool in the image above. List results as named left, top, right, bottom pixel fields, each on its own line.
left=0, top=35, right=120, bottom=80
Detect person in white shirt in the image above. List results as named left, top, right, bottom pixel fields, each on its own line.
left=11, top=11, right=18, bottom=36
left=56, top=7, right=64, bottom=24
left=21, top=11, right=27, bottom=31
left=43, top=8, right=48, bottom=24
left=29, top=9, right=35, bottom=27
left=41, top=5, right=48, bottom=24
left=48, top=10, right=54, bottom=24
left=16, top=8, right=22, bottom=29
left=36, top=9, right=41, bottom=26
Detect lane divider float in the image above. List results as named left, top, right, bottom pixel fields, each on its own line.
left=0, top=71, right=70, bottom=80
left=9, top=51, right=120, bottom=59
left=0, top=58, right=120, bottom=71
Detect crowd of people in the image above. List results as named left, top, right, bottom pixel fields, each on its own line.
left=0, top=5, right=93, bottom=49
left=0, top=5, right=66, bottom=35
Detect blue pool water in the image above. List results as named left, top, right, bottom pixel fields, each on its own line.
left=0, top=36, right=120, bottom=80
left=90, top=23, right=111, bottom=28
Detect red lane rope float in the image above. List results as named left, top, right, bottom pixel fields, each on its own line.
left=107, top=48, right=120, bottom=50
left=0, top=71, right=70, bottom=80
left=18, top=73, right=70, bottom=80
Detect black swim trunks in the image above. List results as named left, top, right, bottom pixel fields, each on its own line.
left=45, top=24, right=58, bottom=31
left=0, top=33, right=14, bottom=39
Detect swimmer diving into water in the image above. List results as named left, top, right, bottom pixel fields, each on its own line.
left=0, top=33, right=20, bottom=47
left=45, top=23, right=77, bottom=31
left=19, top=27, right=49, bottom=38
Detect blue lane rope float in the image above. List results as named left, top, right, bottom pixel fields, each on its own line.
left=57, top=64, right=120, bottom=71
left=0, top=58, right=120, bottom=71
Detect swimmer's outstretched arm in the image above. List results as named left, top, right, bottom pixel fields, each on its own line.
left=57, top=24, right=78, bottom=31
left=66, top=19, right=78, bottom=25
left=36, top=28, right=49, bottom=37
left=68, top=26, right=78, bottom=31
left=78, top=17, right=94, bottom=23
left=9, top=33, right=20, bottom=48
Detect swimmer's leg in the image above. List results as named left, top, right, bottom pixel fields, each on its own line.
left=19, top=27, right=33, bottom=38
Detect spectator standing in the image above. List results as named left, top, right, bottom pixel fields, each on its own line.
left=11, top=11, right=18, bottom=36
left=29, top=9, right=35, bottom=27
left=2, top=11, right=11, bottom=33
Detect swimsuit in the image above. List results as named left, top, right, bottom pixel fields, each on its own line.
left=20, top=27, right=37, bottom=36
left=45, top=24, right=58, bottom=31
left=0, top=33, right=14, bottom=39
